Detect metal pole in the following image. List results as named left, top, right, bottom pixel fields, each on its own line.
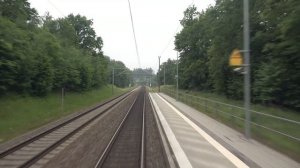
left=164, top=64, right=166, bottom=85
left=243, top=0, right=251, bottom=139
left=61, top=87, right=64, bottom=113
left=111, top=67, right=115, bottom=94
left=176, top=52, right=179, bottom=101
left=158, top=56, right=161, bottom=92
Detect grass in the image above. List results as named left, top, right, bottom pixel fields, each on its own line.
left=0, top=85, right=131, bottom=143
left=161, top=85, right=300, bottom=161
left=147, top=86, right=158, bottom=92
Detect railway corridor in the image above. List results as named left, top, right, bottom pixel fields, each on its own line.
left=0, top=87, right=171, bottom=168
left=1, top=87, right=298, bottom=168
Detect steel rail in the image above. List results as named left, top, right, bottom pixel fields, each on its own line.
left=0, top=90, right=134, bottom=159
left=94, top=92, right=139, bottom=168
left=147, top=93, right=178, bottom=168
left=20, top=90, right=135, bottom=168
left=20, top=93, right=134, bottom=168
left=140, top=94, right=146, bottom=168
left=0, top=90, right=136, bottom=168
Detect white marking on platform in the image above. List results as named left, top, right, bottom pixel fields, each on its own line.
left=156, top=93, right=249, bottom=168
left=149, top=94, right=193, bottom=168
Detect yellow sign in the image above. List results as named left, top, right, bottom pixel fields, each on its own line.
left=229, top=49, right=243, bottom=66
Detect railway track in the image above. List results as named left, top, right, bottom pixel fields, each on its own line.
left=0, top=89, right=137, bottom=168
left=0, top=87, right=173, bottom=168
left=95, top=88, right=146, bottom=168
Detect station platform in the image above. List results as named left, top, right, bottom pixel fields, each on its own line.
left=149, top=93, right=300, bottom=168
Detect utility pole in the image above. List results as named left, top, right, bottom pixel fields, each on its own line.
left=158, top=56, right=161, bottom=92
left=164, top=64, right=166, bottom=85
left=112, top=67, right=115, bottom=95
left=61, top=87, right=64, bottom=113
left=176, top=52, right=179, bottom=101
left=243, top=0, right=251, bottom=139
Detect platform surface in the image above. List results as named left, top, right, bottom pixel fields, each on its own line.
left=149, top=93, right=300, bottom=168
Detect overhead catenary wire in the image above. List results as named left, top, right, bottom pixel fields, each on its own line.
left=159, top=24, right=181, bottom=56
left=159, top=0, right=195, bottom=58
left=127, top=0, right=141, bottom=68
left=47, top=0, right=66, bottom=17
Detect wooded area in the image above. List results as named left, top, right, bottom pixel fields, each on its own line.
left=0, top=0, right=132, bottom=96
left=1, top=0, right=299, bottom=110
left=165, top=0, right=300, bottom=109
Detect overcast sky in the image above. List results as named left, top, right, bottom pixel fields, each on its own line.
left=28, top=0, right=215, bottom=71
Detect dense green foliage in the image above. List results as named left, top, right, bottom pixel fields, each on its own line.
left=132, top=68, right=155, bottom=86
left=108, top=60, right=132, bottom=88
left=0, top=0, right=131, bottom=96
left=173, top=0, right=300, bottom=109
left=158, top=59, right=177, bottom=85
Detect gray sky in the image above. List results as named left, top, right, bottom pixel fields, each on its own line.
left=29, top=0, right=215, bottom=72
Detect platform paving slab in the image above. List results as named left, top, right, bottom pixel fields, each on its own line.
left=151, top=92, right=299, bottom=168
left=150, top=93, right=249, bottom=168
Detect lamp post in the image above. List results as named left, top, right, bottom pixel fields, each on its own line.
left=164, top=64, right=166, bottom=86
left=61, top=87, right=64, bottom=112
left=111, top=67, right=130, bottom=95
left=243, top=0, right=251, bottom=139
left=176, top=52, right=179, bottom=101
left=158, top=56, right=161, bottom=92
left=112, top=67, right=114, bottom=94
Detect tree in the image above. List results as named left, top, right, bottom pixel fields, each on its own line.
left=253, top=0, right=300, bottom=107
left=0, top=0, right=39, bottom=27
left=159, top=59, right=177, bottom=85
left=66, top=14, right=103, bottom=54
left=109, top=60, right=132, bottom=88
left=0, top=17, right=32, bottom=94
left=174, top=0, right=300, bottom=109
left=0, top=1, right=121, bottom=96
left=133, top=68, right=154, bottom=86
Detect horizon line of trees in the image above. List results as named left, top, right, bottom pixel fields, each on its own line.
left=160, top=0, right=300, bottom=110
left=0, top=0, right=132, bottom=96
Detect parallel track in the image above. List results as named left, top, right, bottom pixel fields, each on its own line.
left=95, top=89, right=146, bottom=168
left=0, top=89, right=136, bottom=168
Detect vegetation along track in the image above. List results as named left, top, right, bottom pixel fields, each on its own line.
left=0, top=89, right=136, bottom=168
